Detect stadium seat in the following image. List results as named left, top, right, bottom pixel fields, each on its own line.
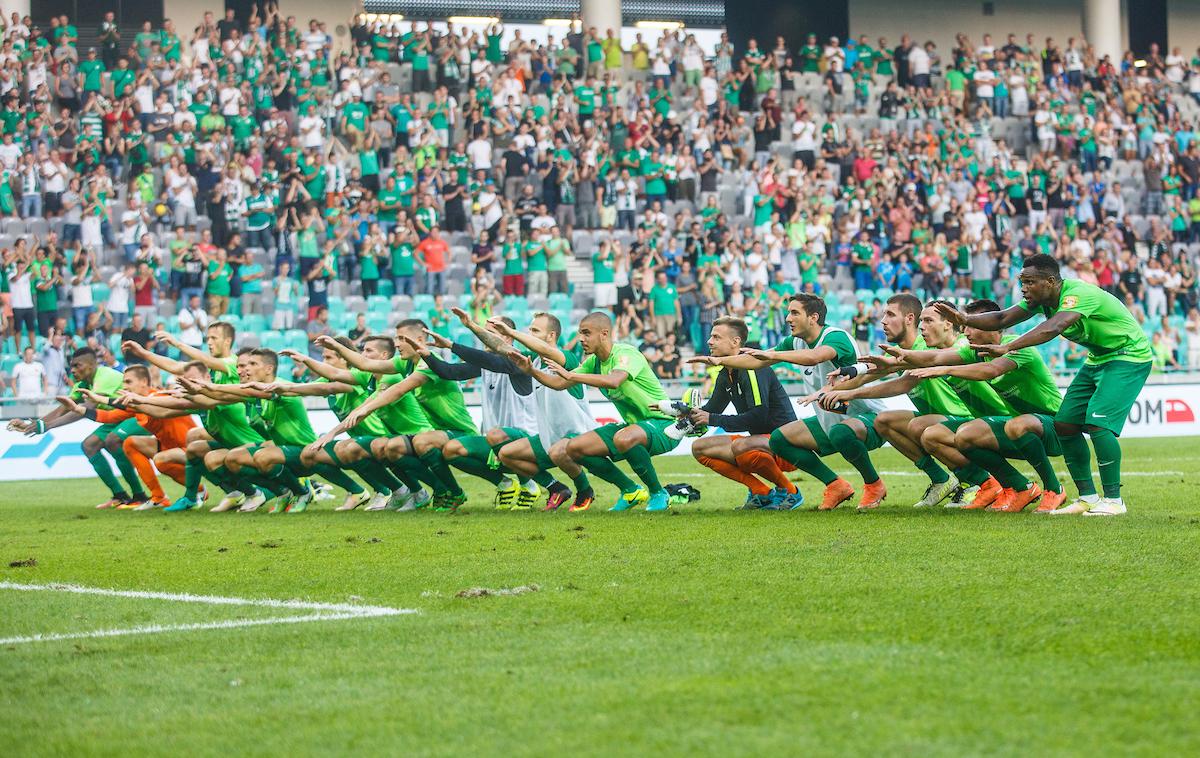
left=261, top=331, right=286, bottom=352
left=241, top=314, right=267, bottom=334
left=366, top=295, right=389, bottom=312
left=326, top=298, right=346, bottom=318
left=0, top=354, right=18, bottom=374
left=411, top=294, right=434, bottom=314
left=284, top=329, right=309, bottom=351
left=377, top=279, right=395, bottom=297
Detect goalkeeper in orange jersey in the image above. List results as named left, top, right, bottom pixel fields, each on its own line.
left=59, top=364, right=197, bottom=511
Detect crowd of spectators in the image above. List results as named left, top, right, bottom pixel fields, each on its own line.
left=3, top=4, right=1200, bottom=395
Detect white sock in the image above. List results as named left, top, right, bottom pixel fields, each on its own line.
left=1079, top=493, right=1100, bottom=503
left=523, top=479, right=540, bottom=493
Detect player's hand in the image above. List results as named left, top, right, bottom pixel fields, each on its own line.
left=933, top=302, right=966, bottom=327
left=449, top=306, right=472, bottom=325
left=685, top=355, right=718, bottom=366
left=797, top=391, right=822, bottom=406
left=508, top=351, right=534, bottom=374
left=738, top=347, right=773, bottom=361
left=398, top=333, right=431, bottom=356
left=343, top=407, right=367, bottom=429
left=153, top=330, right=178, bottom=347
left=970, top=342, right=1009, bottom=358
left=121, top=339, right=146, bottom=355
left=818, top=390, right=850, bottom=411
left=56, top=395, right=86, bottom=415
left=862, top=353, right=901, bottom=370
left=313, top=334, right=339, bottom=350
left=303, top=441, right=324, bottom=460
left=485, top=317, right=515, bottom=337
left=544, top=360, right=570, bottom=378
left=687, top=408, right=711, bottom=425
left=907, top=367, right=947, bottom=380
left=279, top=348, right=307, bottom=363
left=6, top=418, right=30, bottom=433
left=421, top=328, right=452, bottom=350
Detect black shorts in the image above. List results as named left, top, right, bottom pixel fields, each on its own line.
left=44, top=192, right=62, bottom=214
left=11, top=307, right=34, bottom=334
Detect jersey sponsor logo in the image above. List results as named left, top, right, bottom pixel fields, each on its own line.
left=1062, top=295, right=1079, bottom=309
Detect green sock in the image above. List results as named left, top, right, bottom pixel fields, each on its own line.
left=214, top=464, right=256, bottom=497
left=914, top=455, right=950, bottom=484
left=1089, top=429, right=1123, bottom=499
left=240, top=470, right=280, bottom=498
left=385, top=460, right=423, bottom=492
left=769, top=429, right=838, bottom=485
left=961, top=448, right=1028, bottom=490
left=393, top=458, right=443, bottom=492
left=349, top=460, right=398, bottom=495
left=828, top=423, right=879, bottom=483
left=1060, top=433, right=1097, bottom=497
left=449, top=454, right=508, bottom=486
left=265, top=464, right=305, bottom=495
left=311, top=463, right=364, bottom=495
left=419, top=448, right=463, bottom=496
left=578, top=454, right=639, bottom=493
left=183, top=458, right=204, bottom=499
left=87, top=452, right=126, bottom=497
left=1015, top=432, right=1061, bottom=492
left=532, top=470, right=558, bottom=489
left=109, top=446, right=147, bottom=498
left=623, top=444, right=664, bottom=493
left=952, top=463, right=992, bottom=488
left=570, top=471, right=592, bottom=492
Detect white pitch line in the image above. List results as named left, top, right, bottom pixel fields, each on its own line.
left=0, top=581, right=414, bottom=615
left=0, top=612, right=396, bottom=646
left=0, top=581, right=416, bottom=647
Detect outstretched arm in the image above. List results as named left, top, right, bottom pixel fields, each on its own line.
left=280, top=350, right=355, bottom=383
left=490, top=317, right=567, bottom=365
left=971, top=312, right=1081, bottom=357
left=313, top=335, right=397, bottom=374
left=124, top=340, right=188, bottom=376
left=936, top=301, right=1033, bottom=331
left=882, top=345, right=967, bottom=369
left=311, top=373, right=427, bottom=448
left=156, top=331, right=231, bottom=375
left=908, top=358, right=1016, bottom=382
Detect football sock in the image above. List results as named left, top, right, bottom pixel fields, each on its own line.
left=952, top=463, right=992, bottom=488
left=389, top=458, right=437, bottom=492
left=1060, top=432, right=1097, bottom=497
left=770, top=429, right=838, bottom=486
left=419, top=448, right=463, bottom=496
left=531, top=470, right=558, bottom=489
left=827, top=424, right=879, bottom=484
left=88, top=452, right=125, bottom=498
left=698, top=454, right=770, bottom=495
left=1089, top=429, right=1123, bottom=499
left=962, top=448, right=1028, bottom=490
left=1014, top=432, right=1062, bottom=492
left=570, top=471, right=592, bottom=492
left=311, top=463, right=363, bottom=495
left=735, top=450, right=797, bottom=493
left=578, top=454, right=639, bottom=493
left=350, top=460, right=399, bottom=495
left=914, top=455, right=950, bottom=484
left=157, top=460, right=187, bottom=486
left=265, top=464, right=305, bottom=495
left=449, top=454, right=509, bottom=486
left=622, top=444, right=664, bottom=493
left=183, top=459, right=204, bottom=499
left=122, top=438, right=163, bottom=499
left=109, top=446, right=148, bottom=499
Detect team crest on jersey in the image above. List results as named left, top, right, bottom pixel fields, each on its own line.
left=1062, top=296, right=1078, bottom=308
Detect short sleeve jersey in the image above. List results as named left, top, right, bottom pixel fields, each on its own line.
left=1018, top=279, right=1152, bottom=365
left=246, top=395, right=316, bottom=446
left=320, top=377, right=389, bottom=437
left=350, top=367, right=432, bottom=435
left=210, top=355, right=239, bottom=385
left=905, top=336, right=973, bottom=417
left=390, top=357, right=478, bottom=435
left=777, top=325, right=885, bottom=431
left=70, top=365, right=124, bottom=406
left=955, top=335, right=1062, bottom=416
left=577, top=343, right=670, bottom=424
left=942, top=335, right=1015, bottom=417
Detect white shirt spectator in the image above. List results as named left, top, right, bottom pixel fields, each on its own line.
left=178, top=303, right=210, bottom=348
left=108, top=271, right=133, bottom=315
left=908, top=46, right=930, bottom=77
left=12, top=358, right=46, bottom=398
left=467, top=137, right=493, bottom=171
left=973, top=69, right=996, bottom=98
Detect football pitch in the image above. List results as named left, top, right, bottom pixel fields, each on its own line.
left=2, top=438, right=1198, bottom=756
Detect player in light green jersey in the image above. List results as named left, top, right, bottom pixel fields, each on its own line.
left=935, top=254, right=1153, bottom=516
left=522, top=311, right=678, bottom=512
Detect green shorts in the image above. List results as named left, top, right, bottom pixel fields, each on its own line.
left=456, top=434, right=501, bottom=469
left=937, top=416, right=973, bottom=433
left=802, top=413, right=884, bottom=457
left=594, top=419, right=681, bottom=460
left=1056, top=360, right=1151, bottom=435
left=91, top=417, right=149, bottom=442
left=982, top=414, right=1063, bottom=458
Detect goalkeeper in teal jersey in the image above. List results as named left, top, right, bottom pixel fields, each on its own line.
left=521, top=311, right=679, bottom=512
left=310, top=320, right=481, bottom=512
left=883, top=298, right=1067, bottom=513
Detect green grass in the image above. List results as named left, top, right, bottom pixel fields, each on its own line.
left=2, top=438, right=1199, bottom=756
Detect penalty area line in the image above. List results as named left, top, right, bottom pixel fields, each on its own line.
left=0, top=581, right=416, bottom=647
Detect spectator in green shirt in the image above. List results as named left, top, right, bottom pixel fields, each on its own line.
left=203, top=247, right=234, bottom=317
left=649, top=270, right=680, bottom=338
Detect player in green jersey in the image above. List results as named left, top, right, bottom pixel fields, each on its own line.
left=184, top=349, right=372, bottom=514
left=934, top=254, right=1154, bottom=516
left=821, top=295, right=998, bottom=509
left=7, top=347, right=148, bottom=508
left=283, top=336, right=436, bottom=512
left=522, top=311, right=678, bottom=512
left=124, top=321, right=264, bottom=512
left=882, top=298, right=1066, bottom=513
left=311, top=320, right=480, bottom=512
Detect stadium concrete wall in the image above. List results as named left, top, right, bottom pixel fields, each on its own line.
left=2, top=384, right=1197, bottom=481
